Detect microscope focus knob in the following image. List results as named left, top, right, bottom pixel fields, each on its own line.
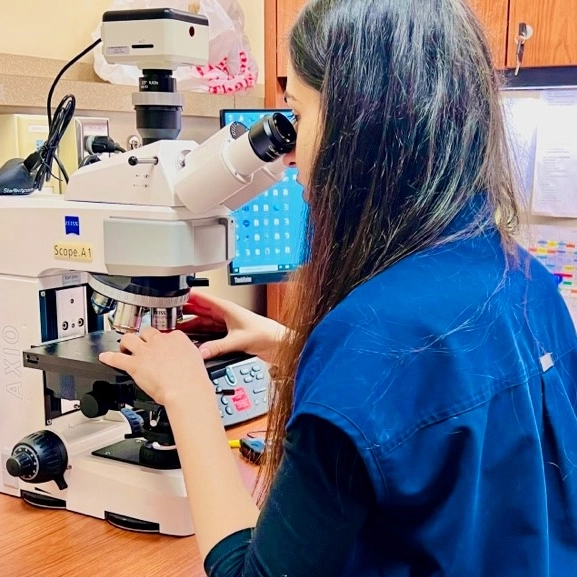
left=80, top=391, right=109, bottom=418
left=6, top=430, right=68, bottom=490
left=6, top=451, right=35, bottom=477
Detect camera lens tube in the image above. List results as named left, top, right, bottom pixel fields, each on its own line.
left=133, top=69, right=182, bottom=144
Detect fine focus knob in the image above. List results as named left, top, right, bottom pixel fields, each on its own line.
left=6, top=451, right=35, bottom=478
left=6, top=430, right=68, bottom=490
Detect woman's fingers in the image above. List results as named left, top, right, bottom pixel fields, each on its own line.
left=177, top=315, right=227, bottom=333
left=117, top=332, right=144, bottom=354
left=139, top=326, right=161, bottom=342
left=197, top=334, right=241, bottom=360
left=99, top=351, right=134, bottom=373
left=184, top=291, right=229, bottom=318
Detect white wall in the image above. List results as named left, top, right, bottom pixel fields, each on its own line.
left=236, top=0, right=264, bottom=83
left=0, top=0, right=265, bottom=84
left=0, top=1, right=116, bottom=61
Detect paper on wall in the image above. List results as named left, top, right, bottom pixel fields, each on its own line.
left=502, top=92, right=540, bottom=204
left=531, top=89, right=577, bottom=217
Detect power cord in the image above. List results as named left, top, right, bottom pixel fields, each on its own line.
left=78, top=154, right=101, bottom=168
left=78, top=135, right=127, bottom=168
left=24, top=94, right=76, bottom=191
left=85, top=135, right=126, bottom=155
left=46, top=38, right=102, bottom=186
left=17, top=38, right=103, bottom=193
left=47, top=38, right=102, bottom=128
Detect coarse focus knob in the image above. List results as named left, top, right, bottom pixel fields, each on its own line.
left=6, top=451, right=35, bottom=477
left=80, top=391, right=110, bottom=418
left=5, top=430, right=68, bottom=490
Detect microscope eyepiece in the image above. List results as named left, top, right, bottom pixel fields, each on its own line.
left=248, top=113, right=297, bottom=163
left=173, top=112, right=297, bottom=213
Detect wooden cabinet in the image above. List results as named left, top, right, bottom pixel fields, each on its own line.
left=507, top=0, right=577, bottom=68
left=264, top=0, right=306, bottom=109
left=471, top=0, right=577, bottom=69
left=276, top=0, right=306, bottom=78
left=464, top=0, right=577, bottom=69
left=468, top=0, right=509, bottom=68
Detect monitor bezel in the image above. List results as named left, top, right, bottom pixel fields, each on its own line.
left=220, top=108, right=303, bottom=286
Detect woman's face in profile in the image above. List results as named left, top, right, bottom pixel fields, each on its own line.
left=283, top=62, right=322, bottom=197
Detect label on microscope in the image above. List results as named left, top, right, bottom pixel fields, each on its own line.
left=53, top=242, right=94, bottom=263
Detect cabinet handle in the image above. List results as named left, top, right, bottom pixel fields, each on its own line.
left=514, top=22, right=534, bottom=76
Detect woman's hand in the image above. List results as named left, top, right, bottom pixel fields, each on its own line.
left=178, top=291, right=288, bottom=363
left=98, top=326, right=211, bottom=407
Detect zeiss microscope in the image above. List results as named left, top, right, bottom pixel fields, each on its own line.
left=0, top=8, right=295, bottom=536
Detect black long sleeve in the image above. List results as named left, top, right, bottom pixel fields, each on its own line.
left=204, top=415, right=375, bottom=577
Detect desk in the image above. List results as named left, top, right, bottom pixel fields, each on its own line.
left=0, top=418, right=265, bottom=577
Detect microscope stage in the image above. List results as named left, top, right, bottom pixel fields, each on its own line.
left=23, top=330, right=267, bottom=428
left=23, top=330, right=247, bottom=380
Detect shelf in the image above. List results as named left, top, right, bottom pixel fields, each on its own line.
left=0, top=53, right=264, bottom=117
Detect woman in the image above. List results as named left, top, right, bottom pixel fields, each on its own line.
left=100, top=0, right=577, bottom=575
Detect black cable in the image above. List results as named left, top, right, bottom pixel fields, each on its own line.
left=31, top=94, right=76, bottom=189
left=85, top=135, right=126, bottom=155
left=24, top=93, right=77, bottom=190
left=47, top=38, right=102, bottom=127
left=38, top=37, right=103, bottom=187
left=9, top=37, right=103, bottom=193
left=78, top=154, right=101, bottom=168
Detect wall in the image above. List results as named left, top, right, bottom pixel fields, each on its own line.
left=236, top=0, right=264, bottom=83
left=0, top=0, right=265, bottom=84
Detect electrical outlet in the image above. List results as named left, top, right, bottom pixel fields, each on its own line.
left=55, top=286, right=88, bottom=339
left=58, top=117, right=110, bottom=192
left=75, top=117, right=110, bottom=163
left=128, top=135, right=142, bottom=150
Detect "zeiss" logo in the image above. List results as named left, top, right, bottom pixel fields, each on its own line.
left=65, top=216, right=80, bottom=235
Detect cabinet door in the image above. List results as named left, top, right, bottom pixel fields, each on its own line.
left=468, top=0, right=509, bottom=68
left=276, top=0, right=307, bottom=78
left=507, top=0, right=577, bottom=67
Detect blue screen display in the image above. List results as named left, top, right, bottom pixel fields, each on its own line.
left=220, top=109, right=308, bottom=285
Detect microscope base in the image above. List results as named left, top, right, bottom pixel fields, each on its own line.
left=20, top=447, right=194, bottom=536
left=21, top=490, right=66, bottom=509
left=11, top=413, right=193, bottom=536
left=5, top=331, right=271, bottom=536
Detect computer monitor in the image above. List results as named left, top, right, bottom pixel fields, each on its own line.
left=219, top=109, right=308, bottom=285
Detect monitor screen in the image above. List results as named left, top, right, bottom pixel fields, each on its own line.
left=220, top=109, right=308, bottom=285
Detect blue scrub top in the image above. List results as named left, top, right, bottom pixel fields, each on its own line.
left=289, top=229, right=577, bottom=576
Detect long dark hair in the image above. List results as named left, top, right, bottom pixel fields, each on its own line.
left=260, top=0, right=519, bottom=497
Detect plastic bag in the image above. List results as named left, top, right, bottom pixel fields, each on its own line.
left=92, top=0, right=258, bottom=94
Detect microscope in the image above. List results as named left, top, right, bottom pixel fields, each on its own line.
left=0, top=8, right=296, bottom=536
